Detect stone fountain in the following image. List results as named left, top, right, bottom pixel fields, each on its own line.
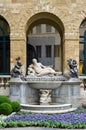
left=9, top=58, right=81, bottom=113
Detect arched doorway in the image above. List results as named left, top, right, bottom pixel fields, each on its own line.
left=26, top=13, right=64, bottom=73
left=0, top=16, right=10, bottom=74
left=79, top=19, right=86, bottom=75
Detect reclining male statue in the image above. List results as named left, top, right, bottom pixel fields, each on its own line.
left=28, top=58, right=61, bottom=76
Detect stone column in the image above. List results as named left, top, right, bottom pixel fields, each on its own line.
left=10, top=37, right=26, bottom=75
left=63, top=36, right=79, bottom=74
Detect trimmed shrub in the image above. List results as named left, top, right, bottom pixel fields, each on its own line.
left=0, top=95, right=11, bottom=104
left=0, top=103, right=13, bottom=115
left=11, top=101, right=21, bottom=112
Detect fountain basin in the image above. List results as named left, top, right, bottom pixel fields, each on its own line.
left=28, top=80, right=62, bottom=89
left=10, top=77, right=81, bottom=109
left=21, top=103, right=77, bottom=114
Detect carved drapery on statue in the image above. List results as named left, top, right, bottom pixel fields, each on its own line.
left=27, top=58, right=61, bottom=77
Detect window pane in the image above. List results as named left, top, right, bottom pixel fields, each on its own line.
left=36, top=46, right=41, bottom=58
left=79, top=44, right=84, bottom=74
left=46, top=24, right=51, bottom=32
left=36, top=24, right=41, bottom=34
left=0, top=44, right=3, bottom=72
left=46, top=45, right=51, bottom=57
left=6, top=43, right=10, bottom=73
left=0, top=36, right=10, bottom=74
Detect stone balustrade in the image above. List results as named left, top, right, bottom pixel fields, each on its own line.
left=0, top=75, right=11, bottom=96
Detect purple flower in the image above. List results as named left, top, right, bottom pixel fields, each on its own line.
left=4, top=112, right=86, bottom=125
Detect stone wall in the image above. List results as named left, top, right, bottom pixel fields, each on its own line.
left=0, top=0, right=85, bottom=74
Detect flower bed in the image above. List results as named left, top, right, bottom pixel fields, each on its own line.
left=0, top=108, right=86, bottom=129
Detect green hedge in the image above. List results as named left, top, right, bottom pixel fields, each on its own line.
left=0, top=95, right=11, bottom=104
left=11, top=101, right=21, bottom=112
left=0, top=103, right=13, bottom=115
left=0, top=95, right=21, bottom=115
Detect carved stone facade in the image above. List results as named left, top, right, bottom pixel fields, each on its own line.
left=0, top=0, right=85, bottom=75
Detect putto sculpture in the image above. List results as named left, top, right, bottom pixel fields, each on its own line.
left=10, top=57, right=26, bottom=80
left=67, top=59, right=78, bottom=78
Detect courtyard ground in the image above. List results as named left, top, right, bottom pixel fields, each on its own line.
left=0, top=127, right=85, bottom=130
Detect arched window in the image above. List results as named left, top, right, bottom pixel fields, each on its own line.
left=79, top=19, right=86, bottom=75
left=27, top=23, right=61, bottom=71
left=0, top=17, right=10, bottom=74
left=26, top=13, right=64, bottom=74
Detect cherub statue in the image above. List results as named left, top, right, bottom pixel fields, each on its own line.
left=67, top=59, right=78, bottom=78
left=10, top=57, right=26, bottom=80
left=40, top=89, right=51, bottom=105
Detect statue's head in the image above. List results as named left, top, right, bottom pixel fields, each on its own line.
left=16, top=57, right=20, bottom=61
left=32, top=59, right=37, bottom=64
left=16, top=57, right=22, bottom=67
left=67, top=59, right=77, bottom=66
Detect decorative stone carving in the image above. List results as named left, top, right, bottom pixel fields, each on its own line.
left=67, top=59, right=78, bottom=78
left=10, top=57, right=26, bottom=81
left=27, top=58, right=61, bottom=76
left=10, top=58, right=81, bottom=109
left=40, top=89, right=51, bottom=105
left=27, top=58, right=62, bottom=105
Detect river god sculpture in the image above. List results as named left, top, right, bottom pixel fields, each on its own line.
left=27, top=58, right=61, bottom=76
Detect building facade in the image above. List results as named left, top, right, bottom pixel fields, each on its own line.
left=0, top=0, right=86, bottom=77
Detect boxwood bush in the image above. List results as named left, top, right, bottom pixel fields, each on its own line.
left=0, top=103, right=13, bottom=115
left=0, top=95, right=11, bottom=104
left=11, top=101, right=21, bottom=112
left=0, top=95, right=21, bottom=115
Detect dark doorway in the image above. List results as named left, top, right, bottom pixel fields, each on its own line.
left=0, top=24, right=10, bottom=74
left=27, top=44, right=37, bottom=73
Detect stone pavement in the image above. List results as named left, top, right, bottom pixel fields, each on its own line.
left=0, top=127, right=84, bottom=130
left=0, top=127, right=56, bottom=130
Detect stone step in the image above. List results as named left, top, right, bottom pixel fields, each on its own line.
left=21, top=108, right=77, bottom=114
left=21, top=103, right=77, bottom=113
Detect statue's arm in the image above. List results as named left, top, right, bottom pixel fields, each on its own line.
left=29, top=64, right=33, bottom=68
left=40, top=63, right=46, bottom=68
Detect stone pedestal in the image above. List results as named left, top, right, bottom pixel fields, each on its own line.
left=9, top=77, right=81, bottom=109
left=51, top=78, right=81, bottom=107
left=9, top=78, right=39, bottom=104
